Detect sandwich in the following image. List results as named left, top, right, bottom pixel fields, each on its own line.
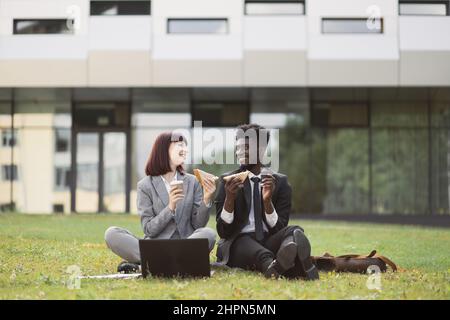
left=193, top=168, right=219, bottom=187
left=223, top=170, right=250, bottom=183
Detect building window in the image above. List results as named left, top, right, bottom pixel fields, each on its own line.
left=13, top=19, right=74, bottom=35
left=2, top=130, right=17, bottom=147
left=192, top=102, right=249, bottom=127
left=167, top=19, right=228, bottom=34
left=90, top=1, right=151, bottom=16
left=2, top=165, right=18, bottom=181
left=322, top=18, right=384, bottom=34
left=74, top=103, right=130, bottom=129
left=55, top=167, right=71, bottom=190
left=191, top=88, right=249, bottom=127
left=399, top=1, right=449, bottom=16
left=312, top=103, right=369, bottom=127
left=371, top=129, right=429, bottom=214
left=53, top=204, right=65, bottom=213
left=0, top=203, right=15, bottom=212
left=55, top=130, right=70, bottom=153
left=77, top=164, right=98, bottom=192
left=245, top=1, right=305, bottom=15
left=132, top=89, right=191, bottom=128
left=0, top=89, right=12, bottom=100
left=245, top=0, right=305, bottom=16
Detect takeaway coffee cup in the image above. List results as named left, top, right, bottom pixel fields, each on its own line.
left=170, top=180, right=184, bottom=193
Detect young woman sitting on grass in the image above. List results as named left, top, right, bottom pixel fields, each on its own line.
left=104, top=131, right=217, bottom=273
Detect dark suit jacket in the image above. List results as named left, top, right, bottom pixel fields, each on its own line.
left=214, top=167, right=292, bottom=265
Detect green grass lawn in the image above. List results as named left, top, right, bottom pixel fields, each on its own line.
left=0, top=213, right=449, bottom=300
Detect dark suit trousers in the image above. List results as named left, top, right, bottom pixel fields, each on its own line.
left=227, top=225, right=304, bottom=276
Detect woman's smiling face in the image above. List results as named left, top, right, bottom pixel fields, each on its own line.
left=168, top=140, right=188, bottom=167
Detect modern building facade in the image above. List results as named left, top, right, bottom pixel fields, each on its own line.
left=0, top=0, right=449, bottom=215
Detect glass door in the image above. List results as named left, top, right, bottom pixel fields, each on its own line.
left=102, top=132, right=126, bottom=213
left=75, top=133, right=99, bottom=213
left=74, top=131, right=127, bottom=213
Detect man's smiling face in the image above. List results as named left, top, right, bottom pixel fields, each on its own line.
left=235, top=136, right=262, bottom=167
left=235, top=125, right=270, bottom=169
left=235, top=137, right=249, bottom=165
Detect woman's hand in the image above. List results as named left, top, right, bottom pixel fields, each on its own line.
left=168, top=186, right=184, bottom=211
left=202, top=176, right=217, bottom=205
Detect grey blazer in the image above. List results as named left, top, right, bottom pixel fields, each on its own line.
left=137, top=172, right=211, bottom=239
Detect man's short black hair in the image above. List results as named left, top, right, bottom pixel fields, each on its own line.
left=236, top=123, right=270, bottom=145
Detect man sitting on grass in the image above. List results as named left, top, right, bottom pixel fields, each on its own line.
left=214, top=124, right=319, bottom=280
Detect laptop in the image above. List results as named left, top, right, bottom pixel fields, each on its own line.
left=139, top=238, right=211, bottom=278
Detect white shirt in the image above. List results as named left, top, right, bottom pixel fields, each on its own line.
left=221, top=171, right=278, bottom=232
left=161, top=171, right=178, bottom=193
left=161, top=172, right=212, bottom=209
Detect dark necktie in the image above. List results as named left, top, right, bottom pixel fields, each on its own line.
left=251, top=176, right=264, bottom=241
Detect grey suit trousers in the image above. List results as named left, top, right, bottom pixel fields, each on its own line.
left=104, top=226, right=216, bottom=264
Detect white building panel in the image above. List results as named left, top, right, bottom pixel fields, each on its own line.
left=307, top=0, right=399, bottom=60
left=243, top=16, right=307, bottom=86
left=244, top=16, right=307, bottom=51
left=306, top=0, right=399, bottom=86
left=0, top=0, right=88, bottom=85
left=152, top=0, right=243, bottom=86
left=88, top=13, right=152, bottom=86
left=0, top=36, right=87, bottom=59
left=399, top=17, right=450, bottom=51
left=152, top=0, right=243, bottom=60
left=399, top=17, right=450, bottom=85
left=89, top=16, right=152, bottom=51
left=0, top=0, right=89, bottom=59
left=0, top=0, right=448, bottom=87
